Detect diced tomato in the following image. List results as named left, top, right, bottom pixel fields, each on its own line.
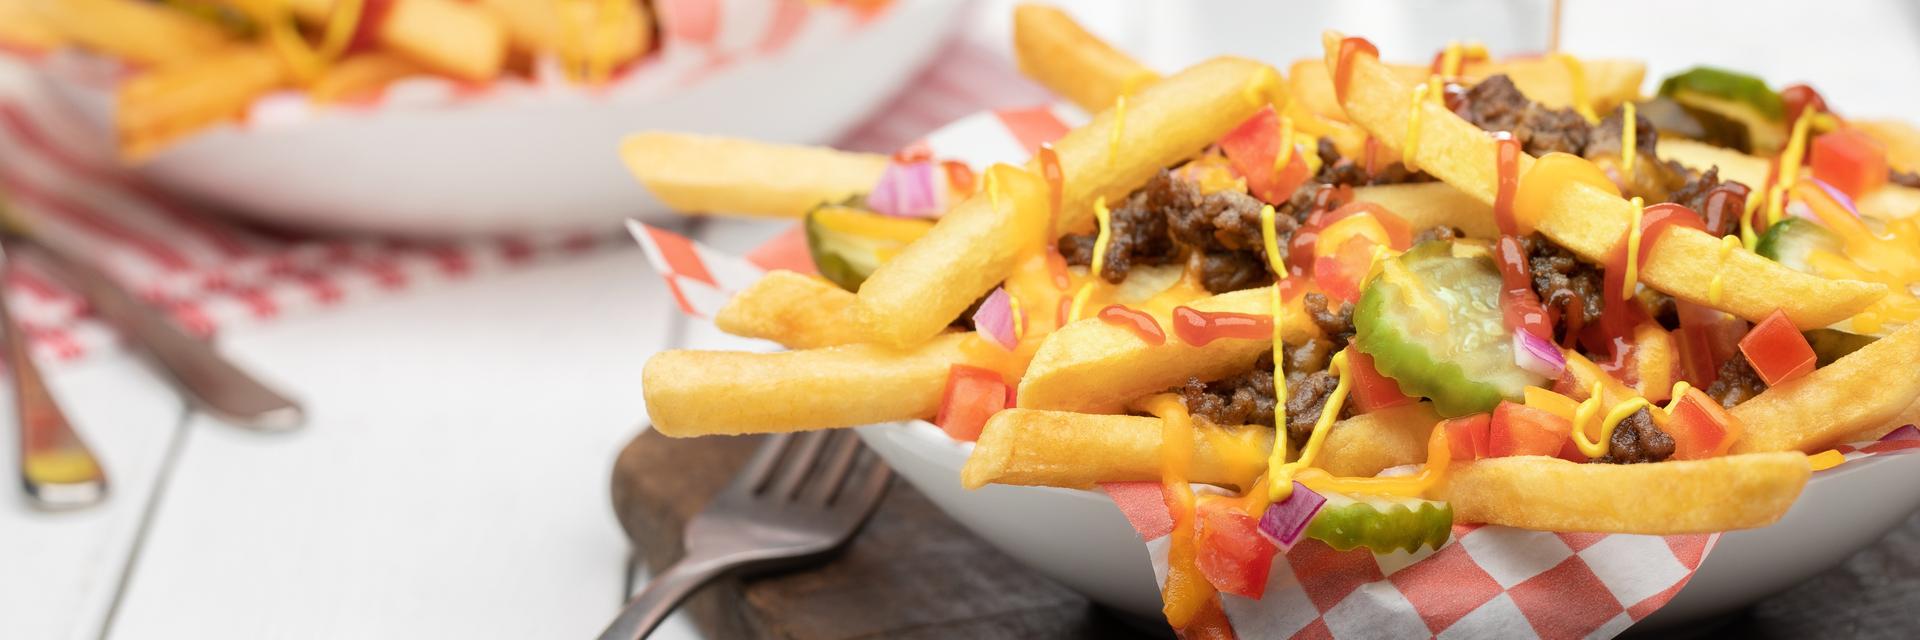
left=1312, top=232, right=1377, bottom=303
left=1443, top=413, right=1493, bottom=461
left=1811, top=129, right=1888, bottom=199
left=1220, top=106, right=1312, bottom=205
left=1348, top=350, right=1413, bottom=412
left=1738, top=309, right=1818, bottom=386
left=1524, top=387, right=1591, bottom=462
left=1488, top=401, right=1574, bottom=457
left=1194, top=499, right=1279, bottom=599
left=1664, top=387, right=1745, bottom=460
left=934, top=365, right=1010, bottom=441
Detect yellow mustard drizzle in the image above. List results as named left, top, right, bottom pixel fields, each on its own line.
left=1552, top=52, right=1601, bottom=124
left=1269, top=350, right=1353, bottom=501
left=1008, top=293, right=1027, bottom=341
left=1621, top=196, right=1645, bottom=301
left=1068, top=196, right=1113, bottom=322
left=1568, top=381, right=1694, bottom=458
left=1258, top=204, right=1292, bottom=496
left=1621, top=102, right=1638, bottom=178
left=1109, top=93, right=1129, bottom=165
left=1768, top=112, right=1817, bottom=225
left=1404, top=82, right=1428, bottom=171
left=1709, top=234, right=1740, bottom=304
left=1739, top=188, right=1764, bottom=250
left=1438, top=40, right=1486, bottom=79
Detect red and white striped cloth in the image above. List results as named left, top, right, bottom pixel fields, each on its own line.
left=0, top=7, right=1038, bottom=366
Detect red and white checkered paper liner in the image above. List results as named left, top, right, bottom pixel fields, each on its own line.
left=23, top=0, right=903, bottom=127
left=630, top=106, right=1920, bottom=639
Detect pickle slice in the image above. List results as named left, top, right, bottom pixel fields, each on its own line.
left=804, top=203, right=934, bottom=291
left=1353, top=241, right=1545, bottom=417
left=1305, top=493, right=1454, bottom=554
left=1657, top=67, right=1787, bottom=154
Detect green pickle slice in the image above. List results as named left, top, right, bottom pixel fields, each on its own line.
left=1353, top=241, right=1545, bottom=417
left=1305, top=492, right=1455, bottom=554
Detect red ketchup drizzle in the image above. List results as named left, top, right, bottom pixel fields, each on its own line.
left=1172, top=307, right=1272, bottom=346
left=892, top=143, right=932, bottom=164
left=1597, top=203, right=1707, bottom=348
left=1037, top=145, right=1064, bottom=222
left=943, top=160, right=976, bottom=196
left=1098, top=305, right=1166, bottom=345
left=1056, top=297, right=1073, bottom=328
left=1044, top=246, right=1072, bottom=290
left=1495, top=236, right=1552, bottom=340
left=1333, top=37, right=1380, bottom=104
left=1362, top=137, right=1381, bottom=178
left=1491, top=135, right=1522, bottom=236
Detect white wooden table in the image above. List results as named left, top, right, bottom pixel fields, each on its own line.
left=5, top=2, right=1918, bottom=638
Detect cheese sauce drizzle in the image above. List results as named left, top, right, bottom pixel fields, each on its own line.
left=1621, top=196, right=1645, bottom=300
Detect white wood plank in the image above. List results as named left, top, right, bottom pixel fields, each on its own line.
left=0, top=353, right=189, bottom=640
left=109, top=249, right=697, bottom=639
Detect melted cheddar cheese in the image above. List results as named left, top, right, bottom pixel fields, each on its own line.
left=1067, top=196, right=1114, bottom=322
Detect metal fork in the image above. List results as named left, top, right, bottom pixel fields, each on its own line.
left=597, top=430, right=892, bottom=640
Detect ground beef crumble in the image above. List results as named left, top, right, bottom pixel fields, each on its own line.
left=1518, top=233, right=1605, bottom=343
left=1705, top=352, right=1769, bottom=409
left=1412, top=225, right=1464, bottom=245
left=1893, top=169, right=1920, bottom=189
left=1180, top=344, right=1351, bottom=443
left=1303, top=292, right=1355, bottom=349
left=1453, top=74, right=1590, bottom=156
left=1595, top=408, right=1675, bottom=464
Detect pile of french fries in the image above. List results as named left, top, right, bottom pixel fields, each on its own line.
left=1, top=0, right=868, bottom=158
left=623, top=3, right=1920, bottom=634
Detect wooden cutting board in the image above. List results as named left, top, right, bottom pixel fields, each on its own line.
left=611, top=428, right=1920, bottom=639
left=609, top=428, right=1162, bottom=639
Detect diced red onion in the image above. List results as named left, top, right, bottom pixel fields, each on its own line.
left=973, top=287, right=1019, bottom=351
left=1880, top=424, right=1920, bottom=442
left=1258, top=482, right=1326, bottom=551
left=1512, top=330, right=1566, bottom=379
left=1811, top=178, right=1862, bottom=220
left=1784, top=200, right=1821, bottom=223
left=867, top=161, right=942, bottom=218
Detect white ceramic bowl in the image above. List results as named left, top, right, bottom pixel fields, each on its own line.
left=857, top=419, right=1920, bottom=632
left=34, top=0, right=962, bottom=237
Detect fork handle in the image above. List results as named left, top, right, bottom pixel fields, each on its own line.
left=598, top=555, right=731, bottom=640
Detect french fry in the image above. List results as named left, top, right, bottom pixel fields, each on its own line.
left=306, top=52, right=426, bottom=104
left=858, top=57, right=1275, bottom=347
left=1316, top=403, right=1441, bottom=478
left=1660, top=138, right=1920, bottom=221
left=479, top=0, right=652, bottom=70
left=621, top=132, right=888, bottom=218
left=1018, top=286, right=1313, bottom=414
left=37, top=0, right=231, bottom=67
left=643, top=333, right=978, bottom=436
left=1732, top=320, right=1920, bottom=454
left=713, top=270, right=867, bottom=349
left=284, top=0, right=506, bottom=81
left=1855, top=119, right=1920, bottom=174
left=857, top=164, right=1051, bottom=347
left=1289, top=57, right=1644, bottom=124
left=0, top=0, right=63, bottom=51
left=1324, top=31, right=1885, bottom=329
left=1445, top=453, right=1810, bottom=534
left=1011, top=3, right=1158, bottom=112
left=1353, top=182, right=1498, bottom=239
left=118, top=45, right=290, bottom=160
left=962, top=409, right=1272, bottom=490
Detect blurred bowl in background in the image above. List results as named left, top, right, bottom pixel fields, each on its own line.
left=37, top=0, right=962, bottom=237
